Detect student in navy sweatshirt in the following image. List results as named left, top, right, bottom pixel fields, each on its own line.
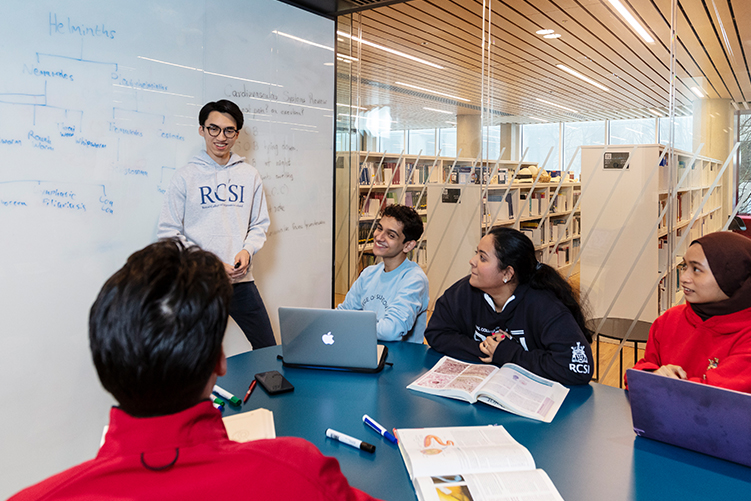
left=425, top=227, right=593, bottom=385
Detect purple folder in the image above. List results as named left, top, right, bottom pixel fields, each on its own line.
left=627, top=368, right=751, bottom=467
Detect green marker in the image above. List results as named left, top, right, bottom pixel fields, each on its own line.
left=209, top=393, right=226, bottom=407
left=213, top=385, right=242, bottom=406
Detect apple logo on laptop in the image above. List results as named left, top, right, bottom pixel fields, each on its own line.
left=322, top=332, right=335, bottom=345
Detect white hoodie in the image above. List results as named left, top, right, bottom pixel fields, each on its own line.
left=157, top=151, right=270, bottom=283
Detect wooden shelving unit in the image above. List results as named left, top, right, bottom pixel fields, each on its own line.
left=336, top=151, right=583, bottom=303
left=580, top=144, right=726, bottom=325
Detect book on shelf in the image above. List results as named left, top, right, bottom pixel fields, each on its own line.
left=405, top=162, right=418, bottom=185
left=520, top=220, right=545, bottom=247
left=530, top=191, right=548, bottom=216
left=407, top=356, right=569, bottom=423
left=572, top=215, right=581, bottom=236
left=360, top=192, right=384, bottom=217
left=457, top=166, right=473, bottom=184
left=396, top=425, right=564, bottom=501
left=358, top=221, right=375, bottom=245
left=549, top=219, right=568, bottom=242
left=555, top=244, right=570, bottom=267
left=486, top=191, right=514, bottom=222
left=658, top=236, right=668, bottom=274
left=550, top=192, right=569, bottom=213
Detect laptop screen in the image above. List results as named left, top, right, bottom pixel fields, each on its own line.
left=627, top=368, right=751, bottom=467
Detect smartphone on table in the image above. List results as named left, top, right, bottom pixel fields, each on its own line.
left=254, top=370, right=294, bottom=395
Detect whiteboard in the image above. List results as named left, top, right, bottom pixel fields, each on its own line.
left=0, top=0, right=334, bottom=496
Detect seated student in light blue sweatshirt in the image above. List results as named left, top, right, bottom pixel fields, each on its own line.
left=338, top=204, right=429, bottom=343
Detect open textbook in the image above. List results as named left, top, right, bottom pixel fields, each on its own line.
left=407, top=357, right=569, bottom=423
left=396, top=425, right=564, bottom=501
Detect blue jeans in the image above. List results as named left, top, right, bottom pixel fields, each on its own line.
left=229, top=281, right=275, bottom=349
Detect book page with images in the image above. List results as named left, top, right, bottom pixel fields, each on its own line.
left=222, top=408, right=276, bottom=442
left=407, top=356, right=498, bottom=402
left=477, top=364, right=569, bottom=423
left=414, top=469, right=564, bottom=501
left=397, top=425, right=535, bottom=479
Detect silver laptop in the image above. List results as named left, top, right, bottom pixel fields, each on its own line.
left=278, top=307, right=388, bottom=372
left=627, top=368, right=751, bottom=467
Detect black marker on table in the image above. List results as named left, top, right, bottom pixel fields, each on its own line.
left=325, top=428, right=375, bottom=453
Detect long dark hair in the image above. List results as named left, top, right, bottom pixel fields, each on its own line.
left=488, top=227, right=592, bottom=342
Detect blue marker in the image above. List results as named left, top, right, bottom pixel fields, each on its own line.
left=363, top=414, right=398, bottom=444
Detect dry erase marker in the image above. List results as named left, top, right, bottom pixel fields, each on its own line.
left=363, top=414, right=398, bottom=444
left=212, top=401, right=224, bottom=411
left=209, top=394, right=226, bottom=407
left=213, top=385, right=242, bottom=406
left=243, top=380, right=257, bottom=403
left=325, top=428, right=375, bottom=453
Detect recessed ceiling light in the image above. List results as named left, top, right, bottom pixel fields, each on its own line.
left=395, top=81, right=471, bottom=102
left=273, top=30, right=334, bottom=51
left=544, top=34, right=561, bottom=39
left=337, top=31, right=444, bottom=69
left=606, top=0, right=655, bottom=43
left=536, top=98, right=579, bottom=114
left=337, top=103, right=367, bottom=110
left=424, top=107, right=454, bottom=115
left=648, top=108, right=663, bottom=117
left=536, top=29, right=555, bottom=35
left=529, top=117, right=548, bottom=122
left=556, top=64, right=610, bottom=92
left=690, top=86, right=704, bottom=98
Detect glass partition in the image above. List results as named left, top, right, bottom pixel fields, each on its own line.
left=334, top=0, right=744, bottom=388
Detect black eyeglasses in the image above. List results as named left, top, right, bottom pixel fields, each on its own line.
left=204, top=124, right=239, bottom=139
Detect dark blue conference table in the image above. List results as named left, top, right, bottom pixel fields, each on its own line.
left=218, top=342, right=751, bottom=500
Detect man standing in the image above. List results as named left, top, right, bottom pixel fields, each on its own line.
left=158, top=99, right=275, bottom=348
left=10, top=239, right=378, bottom=500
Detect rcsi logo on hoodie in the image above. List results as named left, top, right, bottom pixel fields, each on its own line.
left=198, top=184, right=245, bottom=205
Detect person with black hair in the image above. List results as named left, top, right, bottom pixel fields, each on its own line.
left=9, top=239, right=378, bottom=501
left=337, top=204, right=429, bottom=343
left=425, top=227, right=593, bottom=385
left=158, top=99, right=275, bottom=349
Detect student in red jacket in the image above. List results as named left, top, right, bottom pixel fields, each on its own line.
left=10, top=239, right=378, bottom=501
left=629, top=231, right=751, bottom=392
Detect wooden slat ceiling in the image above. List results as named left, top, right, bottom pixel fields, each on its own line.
left=336, top=0, right=750, bottom=130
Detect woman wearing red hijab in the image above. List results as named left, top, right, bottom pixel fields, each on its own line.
left=628, top=231, right=751, bottom=392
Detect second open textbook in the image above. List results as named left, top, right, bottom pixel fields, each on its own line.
left=396, top=425, right=564, bottom=501
left=407, top=356, right=569, bottom=423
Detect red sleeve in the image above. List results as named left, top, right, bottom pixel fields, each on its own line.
left=624, top=317, right=663, bottom=388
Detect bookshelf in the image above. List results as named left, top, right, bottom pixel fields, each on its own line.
left=579, top=144, right=726, bottom=326
left=336, top=151, right=583, bottom=302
